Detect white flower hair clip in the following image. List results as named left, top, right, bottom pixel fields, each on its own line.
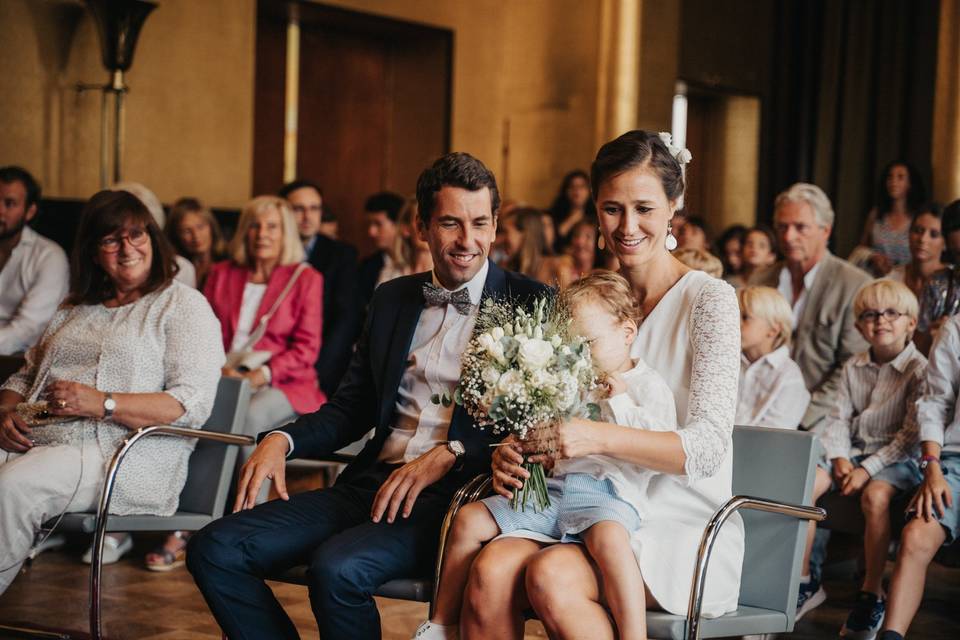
left=658, top=131, right=693, bottom=166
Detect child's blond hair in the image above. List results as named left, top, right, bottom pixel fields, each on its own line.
left=561, top=270, right=639, bottom=324
left=673, top=248, right=723, bottom=278
left=853, top=279, right=919, bottom=321
left=737, top=286, right=793, bottom=350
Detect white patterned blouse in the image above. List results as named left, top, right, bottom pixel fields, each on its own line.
left=1, top=281, right=225, bottom=515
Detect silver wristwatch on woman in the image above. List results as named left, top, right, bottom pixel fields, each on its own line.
left=102, top=392, right=116, bottom=419
left=446, top=440, right=465, bottom=470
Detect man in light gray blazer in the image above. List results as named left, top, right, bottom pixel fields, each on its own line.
left=749, top=183, right=871, bottom=431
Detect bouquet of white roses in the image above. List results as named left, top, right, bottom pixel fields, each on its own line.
left=436, top=296, right=599, bottom=511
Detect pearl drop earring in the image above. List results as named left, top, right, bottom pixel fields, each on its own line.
left=664, top=224, right=678, bottom=251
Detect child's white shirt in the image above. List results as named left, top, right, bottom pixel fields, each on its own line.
left=554, top=358, right=677, bottom=518
left=735, top=345, right=809, bottom=429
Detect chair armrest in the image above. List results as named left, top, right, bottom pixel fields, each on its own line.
left=88, top=425, right=255, bottom=626
left=684, top=495, right=826, bottom=640
left=430, top=474, right=492, bottom=616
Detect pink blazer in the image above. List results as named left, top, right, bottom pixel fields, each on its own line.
left=204, top=261, right=326, bottom=415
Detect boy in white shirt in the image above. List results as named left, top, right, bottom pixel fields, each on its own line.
left=878, top=313, right=960, bottom=640
left=736, top=286, right=809, bottom=429
left=800, top=279, right=926, bottom=637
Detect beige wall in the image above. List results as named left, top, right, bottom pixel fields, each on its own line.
left=0, top=0, right=255, bottom=208
left=2, top=0, right=681, bottom=211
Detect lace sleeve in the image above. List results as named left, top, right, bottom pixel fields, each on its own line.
left=677, top=278, right=741, bottom=481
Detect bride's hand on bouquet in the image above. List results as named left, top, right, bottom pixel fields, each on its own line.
left=554, top=417, right=600, bottom=460
left=491, top=435, right=528, bottom=499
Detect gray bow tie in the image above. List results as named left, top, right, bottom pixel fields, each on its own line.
left=422, top=282, right=473, bottom=315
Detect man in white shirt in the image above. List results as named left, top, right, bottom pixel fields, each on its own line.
left=188, top=152, right=547, bottom=640
left=0, top=166, right=69, bottom=355
left=750, top=183, right=870, bottom=430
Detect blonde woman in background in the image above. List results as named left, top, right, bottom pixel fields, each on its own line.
left=736, top=286, right=810, bottom=429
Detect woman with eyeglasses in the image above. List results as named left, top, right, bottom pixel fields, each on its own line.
left=0, top=190, right=224, bottom=591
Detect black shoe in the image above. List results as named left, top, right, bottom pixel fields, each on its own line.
left=796, top=577, right=827, bottom=620
left=840, top=591, right=885, bottom=639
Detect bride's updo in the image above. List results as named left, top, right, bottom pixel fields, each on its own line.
left=589, top=130, right=686, bottom=206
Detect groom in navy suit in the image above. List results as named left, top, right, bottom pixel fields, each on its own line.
left=188, top=152, right=547, bottom=640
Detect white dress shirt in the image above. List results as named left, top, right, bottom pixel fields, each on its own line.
left=378, top=260, right=489, bottom=463
left=736, top=345, right=809, bottom=429
left=917, top=313, right=960, bottom=454
left=0, top=227, right=69, bottom=355
left=821, top=341, right=927, bottom=475
left=272, top=261, right=490, bottom=459
left=778, top=260, right=822, bottom=328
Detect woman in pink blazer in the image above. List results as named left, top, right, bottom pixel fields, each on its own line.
left=204, top=195, right=325, bottom=421
left=147, top=195, right=325, bottom=571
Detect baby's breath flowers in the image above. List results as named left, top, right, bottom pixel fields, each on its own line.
left=443, top=296, right=600, bottom=510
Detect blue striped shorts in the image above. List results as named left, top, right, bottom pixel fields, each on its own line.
left=480, top=472, right=640, bottom=543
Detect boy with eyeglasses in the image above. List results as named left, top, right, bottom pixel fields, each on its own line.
left=797, top=279, right=926, bottom=638
left=877, top=312, right=960, bottom=639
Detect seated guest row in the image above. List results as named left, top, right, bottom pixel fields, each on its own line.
left=2, top=138, right=958, bottom=640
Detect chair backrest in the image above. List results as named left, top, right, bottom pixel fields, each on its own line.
left=732, top=425, right=821, bottom=628
left=177, top=377, right=251, bottom=517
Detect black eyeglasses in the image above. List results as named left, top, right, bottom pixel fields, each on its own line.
left=858, top=308, right=905, bottom=324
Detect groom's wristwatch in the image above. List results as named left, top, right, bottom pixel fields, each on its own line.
left=445, top=440, right=466, bottom=471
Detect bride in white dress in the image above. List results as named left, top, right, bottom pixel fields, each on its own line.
left=460, top=130, right=743, bottom=640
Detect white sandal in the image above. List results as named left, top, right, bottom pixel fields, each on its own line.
left=82, top=533, right=133, bottom=565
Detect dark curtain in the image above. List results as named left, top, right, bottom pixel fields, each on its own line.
left=762, top=0, right=939, bottom=256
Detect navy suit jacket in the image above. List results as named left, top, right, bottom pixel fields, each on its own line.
left=305, top=234, right=361, bottom=397
left=270, top=260, right=548, bottom=488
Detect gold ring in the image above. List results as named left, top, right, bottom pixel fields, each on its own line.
left=56, top=399, right=67, bottom=409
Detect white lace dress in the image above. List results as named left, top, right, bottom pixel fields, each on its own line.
left=629, top=270, right=744, bottom=618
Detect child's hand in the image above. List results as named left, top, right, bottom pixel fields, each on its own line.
left=831, top=457, right=854, bottom=484
left=606, top=372, right=627, bottom=397
left=840, top=467, right=870, bottom=496
left=909, top=463, right=954, bottom=522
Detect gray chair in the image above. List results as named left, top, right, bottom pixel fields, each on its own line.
left=642, top=425, right=826, bottom=639
left=0, top=377, right=253, bottom=640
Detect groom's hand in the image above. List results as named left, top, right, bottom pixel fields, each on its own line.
left=233, top=433, right=290, bottom=512
left=371, top=445, right=456, bottom=524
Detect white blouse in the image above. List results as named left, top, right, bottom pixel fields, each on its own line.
left=629, top=270, right=744, bottom=618
left=736, top=346, right=809, bottom=429
left=230, top=282, right=267, bottom=352
left=2, top=282, right=224, bottom=515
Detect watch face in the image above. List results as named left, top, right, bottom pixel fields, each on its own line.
left=104, top=398, right=117, bottom=411
left=449, top=440, right=465, bottom=456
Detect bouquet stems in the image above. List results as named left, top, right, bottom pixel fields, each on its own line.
left=511, top=457, right=550, bottom=512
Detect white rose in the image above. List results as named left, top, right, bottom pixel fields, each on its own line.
left=496, top=370, right=524, bottom=394
left=529, top=368, right=558, bottom=390
left=519, top=338, right=554, bottom=371
left=477, top=332, right=507, bottom=364
left=476, top=332, right=496, bottom=352
left=491, top=326, right=505, bottom=341
left=481, top=366, right=502, bottom=387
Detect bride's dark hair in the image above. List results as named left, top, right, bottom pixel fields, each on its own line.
left=590, top=130, right=685, bottom=205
